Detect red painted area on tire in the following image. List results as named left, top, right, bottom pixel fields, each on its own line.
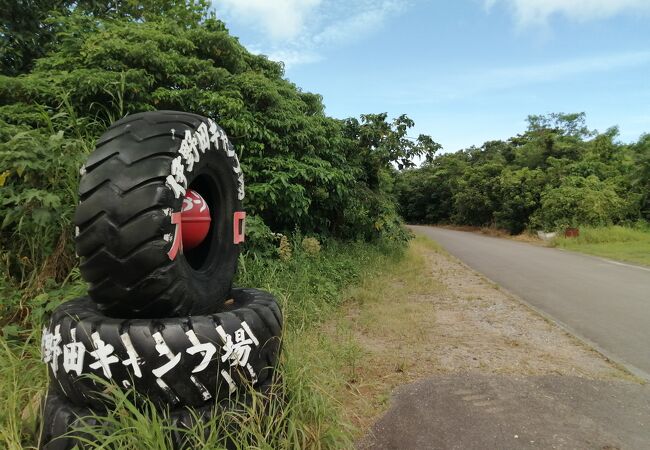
left=167, top=212, right=183, bottom=260
left=181, top=189, right=211, bottom=250
left=234, top=211, right=246, bottom=244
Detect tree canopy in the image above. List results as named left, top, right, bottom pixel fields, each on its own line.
left=0, top=1, right=438, bottom=287
left=396, top=113, right=645, bottom=233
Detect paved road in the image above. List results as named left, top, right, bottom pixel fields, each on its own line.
left=411, top=226, right=650, bottom=378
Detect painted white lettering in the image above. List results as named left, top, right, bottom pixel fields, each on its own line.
left=45, top=325, right=63, bottom=373
left=151, top=332, right=182, bottom=378
left=89, top=332, right=119, bottom=379
left=170, top=156, right=187, bottom=188
left=208, top=119, right=220, bottom=146
left=120, top=333, right=143, bottom=378
left=41, top=327, right=52, bottom=363
left=195, top=123, right=210, bottom=153
left=216, top=322, right=258, bottom=367
left=178, top=130, right=200, bottom=172
left=185, top=330, right=217, bottom=373
left=63, top=330, right=85, bottom=376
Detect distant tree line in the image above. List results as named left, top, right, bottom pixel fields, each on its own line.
left=396, top=113, right=650, bottom=233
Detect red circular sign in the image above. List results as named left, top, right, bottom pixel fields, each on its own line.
left=181, top=189, right=211, bottom=250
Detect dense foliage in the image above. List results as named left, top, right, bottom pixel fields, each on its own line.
left=1, top=5, right=431, bottom=447
left=0, top=1, right=437, bottom=297
left=397, top=113, right=648, bottom=233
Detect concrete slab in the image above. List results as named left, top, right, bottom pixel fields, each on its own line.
left=359, top=374, right=650, bottom=450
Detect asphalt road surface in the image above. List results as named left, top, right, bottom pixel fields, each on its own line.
left=360, top=374, right=650, bottom=450
left=411, top=225, right=650, bottom=379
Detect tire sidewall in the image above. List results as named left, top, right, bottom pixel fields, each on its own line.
left=168, top=119, right=244, bottom=314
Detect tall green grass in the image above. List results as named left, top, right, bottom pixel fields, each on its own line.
left=0, top=238, right=404, bottom=449
left=0, top=332, right=44, bottom=449
left=237, top=239, right=403, bottom=331
left=553, top=224, right=650, bottom=266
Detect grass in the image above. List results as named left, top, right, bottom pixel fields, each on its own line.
left=0, top=332, right=45, bottom=449
left=303, top=236, right=445, bottom=433
left=552, top=225, right=650, bottom=266
left=0, top=237, right=406, bottom=449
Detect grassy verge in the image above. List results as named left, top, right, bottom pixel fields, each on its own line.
left=0, top=238, right=405, bottom=449
left=552, top=225, right=650, bottom=266
left=295, top=236, right=444, bottom=435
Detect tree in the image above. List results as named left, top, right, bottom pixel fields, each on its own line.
left=1, top=4, right=435, bottom=285
left=631, top=133, right=650, bottom=220
left=452, top=162, right=503, bottom=226
left=1, top=0, right=209, bottom=76
left=495, top=168, right=545, bottom=234
left=531, top=176, right=634, bottom=230
left=1, top=0, right=66, bottom=75
left=395, top=112, right=647, bottom=233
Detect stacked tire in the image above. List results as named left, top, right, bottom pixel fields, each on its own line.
left=39, top=111, right=283, bottom=449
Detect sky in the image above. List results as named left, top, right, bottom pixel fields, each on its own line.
left=213, top=0, right=650, bottom=153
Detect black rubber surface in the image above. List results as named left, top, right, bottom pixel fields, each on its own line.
left=39, top=382, right=276, bottom=450
left=44, top=288, right=282, bottom=409
left=74, top=110, right=244, bottom=317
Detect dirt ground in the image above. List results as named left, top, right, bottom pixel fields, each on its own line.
left=325, top=238, right=633, bottom=435
left=438, top=224, right=546, bottom=245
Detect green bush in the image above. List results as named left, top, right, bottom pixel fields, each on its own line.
left=0, top=2, right=433, bottom=293
left=531, top=176, right=635, bottom=231
left=396, top=113, right=646, bottom=234
left=0, top=119, right=90, bottom=288
left=451, top=162, right=503, bottom=227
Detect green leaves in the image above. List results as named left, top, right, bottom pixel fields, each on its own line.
left=346, top=113, right=441, bottom=174
left=0, top=120, right=85, bottom=286
left=531, top=176, right=636, bottom=231
left=397, top=112, right=647, bottom=233
left=1, top=2, right=430, bottom=290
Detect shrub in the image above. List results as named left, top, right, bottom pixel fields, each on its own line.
left=0, top=4, right=431, bottom=288
left=301, top=237, right=321, bottom=256
left=531, top=176, right=634, bottom=231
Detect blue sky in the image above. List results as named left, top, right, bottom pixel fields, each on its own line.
left=213, top=0, right=650, bottom=153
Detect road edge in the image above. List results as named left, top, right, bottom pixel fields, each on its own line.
left=413, top=229, right=650, bottom=383
left=492, top=280, right=650, bottom=383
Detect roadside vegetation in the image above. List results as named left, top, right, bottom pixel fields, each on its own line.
left=552, top=225, right=650, bottom=267
left=1, top=240, right=405, bottom=449
left=396, top=113, right=649, bottom=236
left=0, top=1, right=434, bottom=448
left=1, top=1, right=647, bottom=448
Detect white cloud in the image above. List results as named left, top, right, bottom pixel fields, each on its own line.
left=485, top=0, right=650, bottom=26
left=478, top=51, right=650, bottom=88
left=389, top=51, right=650, bottom=104
left=253, top=48, right=323, bottom=67
left=218, top=0, right=321, bottom=41
left=215, top=0, right=408, bottom=68
left=313, top=1, right=406, bottom=46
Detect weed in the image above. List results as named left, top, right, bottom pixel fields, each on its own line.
left=553, top=225, right=650, bottom=266
left=1, top=238, right=404, bottom=449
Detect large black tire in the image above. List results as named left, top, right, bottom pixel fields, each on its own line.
left=39, top=385, right=276, bottom=450
left=42, top=289, right=282, bottom=409
left=39, top=390, right=99, bottom=450
left=74, top=110, right=246, bottom=317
